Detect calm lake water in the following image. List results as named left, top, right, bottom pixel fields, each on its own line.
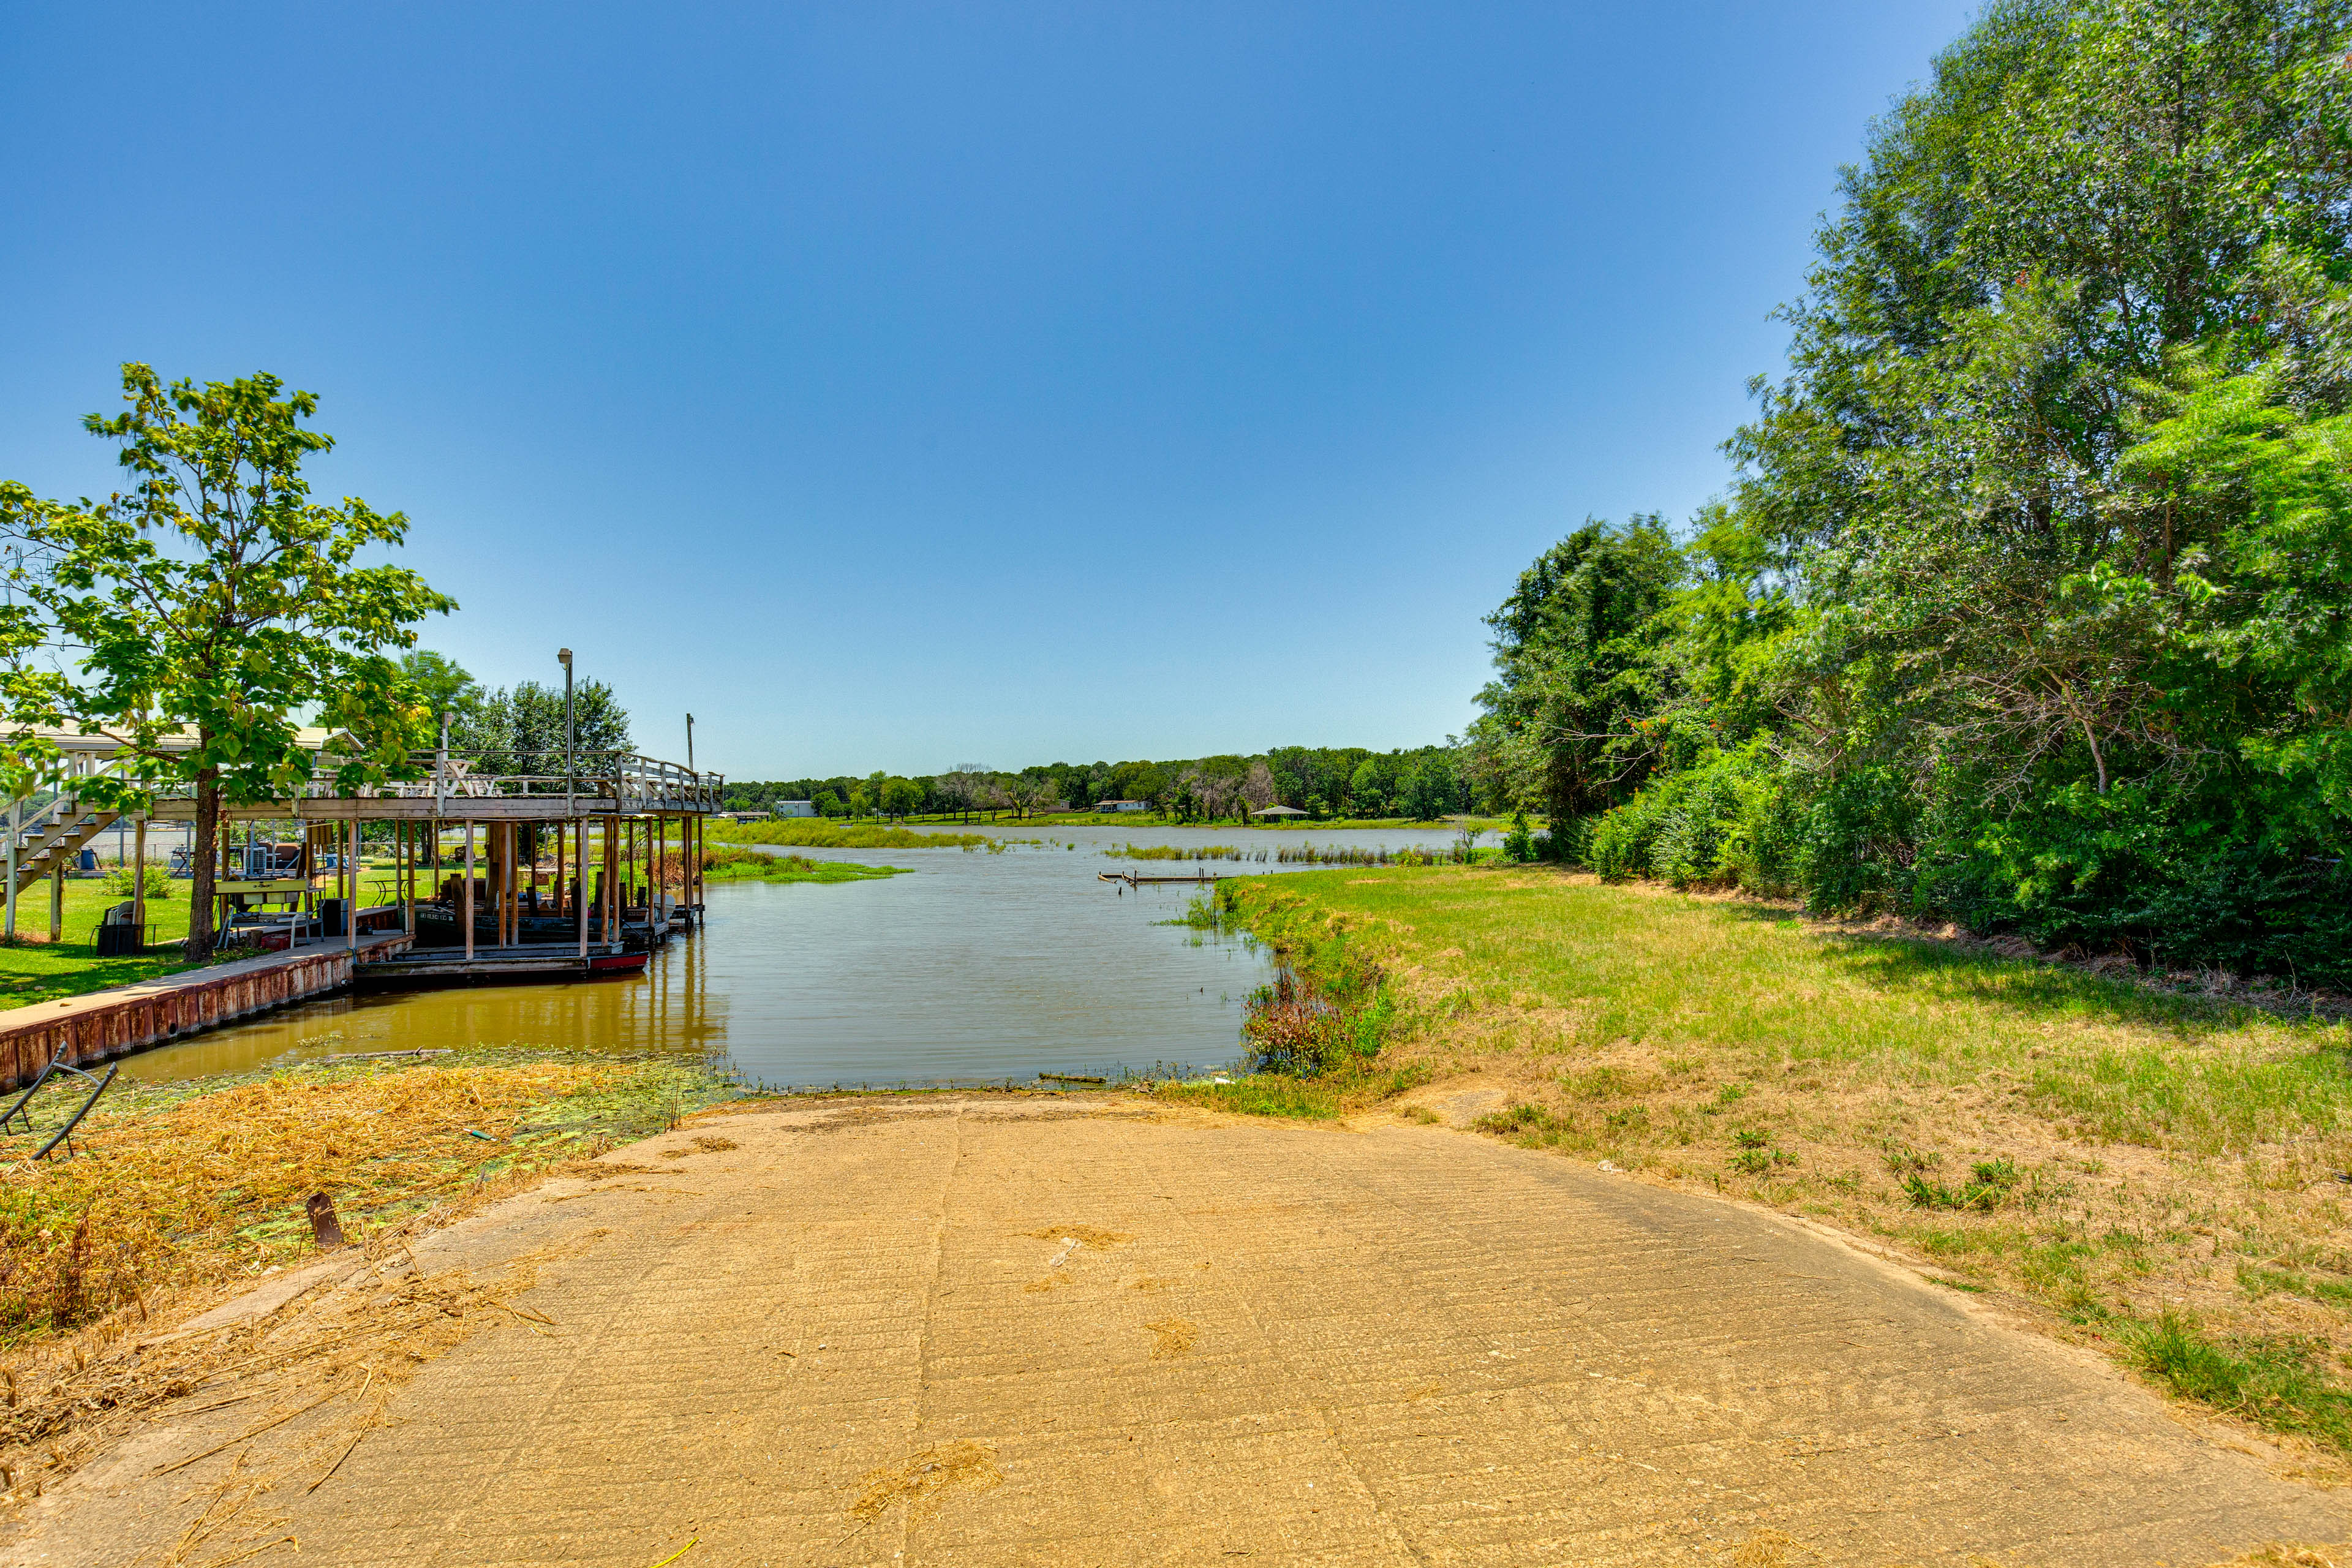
left=118, top=823, right=1473, bottom=1087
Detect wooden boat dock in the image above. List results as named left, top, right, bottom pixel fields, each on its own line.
left=0, top=740, right=722, bottom=1083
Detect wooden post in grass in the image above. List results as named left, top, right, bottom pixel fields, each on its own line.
left=347, top=820, right=360, bottom=952
left=132, top=815, right=146, bottom=947
left=49, top=859, right=62, bottom=944
left=576, top=810, right=588, bottom=959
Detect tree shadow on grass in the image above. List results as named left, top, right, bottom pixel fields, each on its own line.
left=1708, top=899, right=2321, bottom=1042
left=0, top=948, right=198, bottom=1007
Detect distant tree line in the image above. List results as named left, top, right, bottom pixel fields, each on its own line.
left=719, top=744, right=1477, bottom=823
left=1468, top=0, right=2352, bottom=987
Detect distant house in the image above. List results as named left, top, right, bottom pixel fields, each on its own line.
left=1095, top=799, right=1148, bottom=813
left=775, top=800, right=818, bottom=818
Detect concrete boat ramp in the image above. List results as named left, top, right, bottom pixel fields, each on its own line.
left=7, top=1094, right=2344, bottom=1566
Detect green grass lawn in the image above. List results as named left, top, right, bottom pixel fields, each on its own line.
left=0, top=877, right=204, bottom=1009
left=1223, top=865, right=2352, bottom=1460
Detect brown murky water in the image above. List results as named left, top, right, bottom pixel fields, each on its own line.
left=117, top=823, right=1472, bottom=1088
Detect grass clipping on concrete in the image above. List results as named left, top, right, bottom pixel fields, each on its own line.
left=0, top=1053, right=729, bottom=1346
left=1219, top=865, right=2352, bottom=1463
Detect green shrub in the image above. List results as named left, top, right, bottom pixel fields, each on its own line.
left=1589, top=740, right=1799, bottom=893
left=1502, top=809, right=1535, bottom=864
left=99, top=864, right=173, bottom=900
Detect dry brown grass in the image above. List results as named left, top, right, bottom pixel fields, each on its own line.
left=0, top=1055, right=726, bottom=1352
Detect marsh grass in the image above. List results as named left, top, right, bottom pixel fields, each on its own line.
left=1150, top=1074, right=1344, bottom=1119
left=1219, top=866, right=2352, bottom=1458
left=707, top=820, right=1002, bottom=851
left=699, top=843, right=903, bottom=884
left=1111, top=841, right=1493, bottom=866
left=1141, top=1057, right=1428, bottom=1121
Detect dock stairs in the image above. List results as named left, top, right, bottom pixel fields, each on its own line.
left=9, top=792, right=120, bottom=898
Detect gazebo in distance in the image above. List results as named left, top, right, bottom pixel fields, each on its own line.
left=1251, top=805, right=1308, bottom=821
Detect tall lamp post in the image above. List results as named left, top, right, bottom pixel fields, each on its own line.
left=559, top=649, right=575, bottom=812
left=436, top=709, right=453, bottom=819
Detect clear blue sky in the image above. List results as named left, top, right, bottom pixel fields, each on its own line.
left=2, top=3, right=1975, bottom=780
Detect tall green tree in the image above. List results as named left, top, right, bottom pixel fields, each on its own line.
left=1470, top=517, right=1684, bottom=823
left=0, top=365, right=453, bottom=957
left=447, top=676, right=629, bottom=778
left=399, top=650, right=481, bottom=736
left=1477, top=0, right=2352, bottom=979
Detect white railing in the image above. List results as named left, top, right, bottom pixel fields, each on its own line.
left=142, top=751, right=724, bottom=815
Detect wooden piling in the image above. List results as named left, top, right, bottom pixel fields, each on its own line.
left=463, top=820, right=476, bottom=962
left=347, top=820, right=360, bottom=952
left=576, top=812, right=588, bottom=958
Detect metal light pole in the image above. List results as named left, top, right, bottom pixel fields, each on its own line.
left=436, top=709, right=453, bottom=820
left=685, top=713, right=695, bottom=777
left=559, top=650, right=575, bottom=812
